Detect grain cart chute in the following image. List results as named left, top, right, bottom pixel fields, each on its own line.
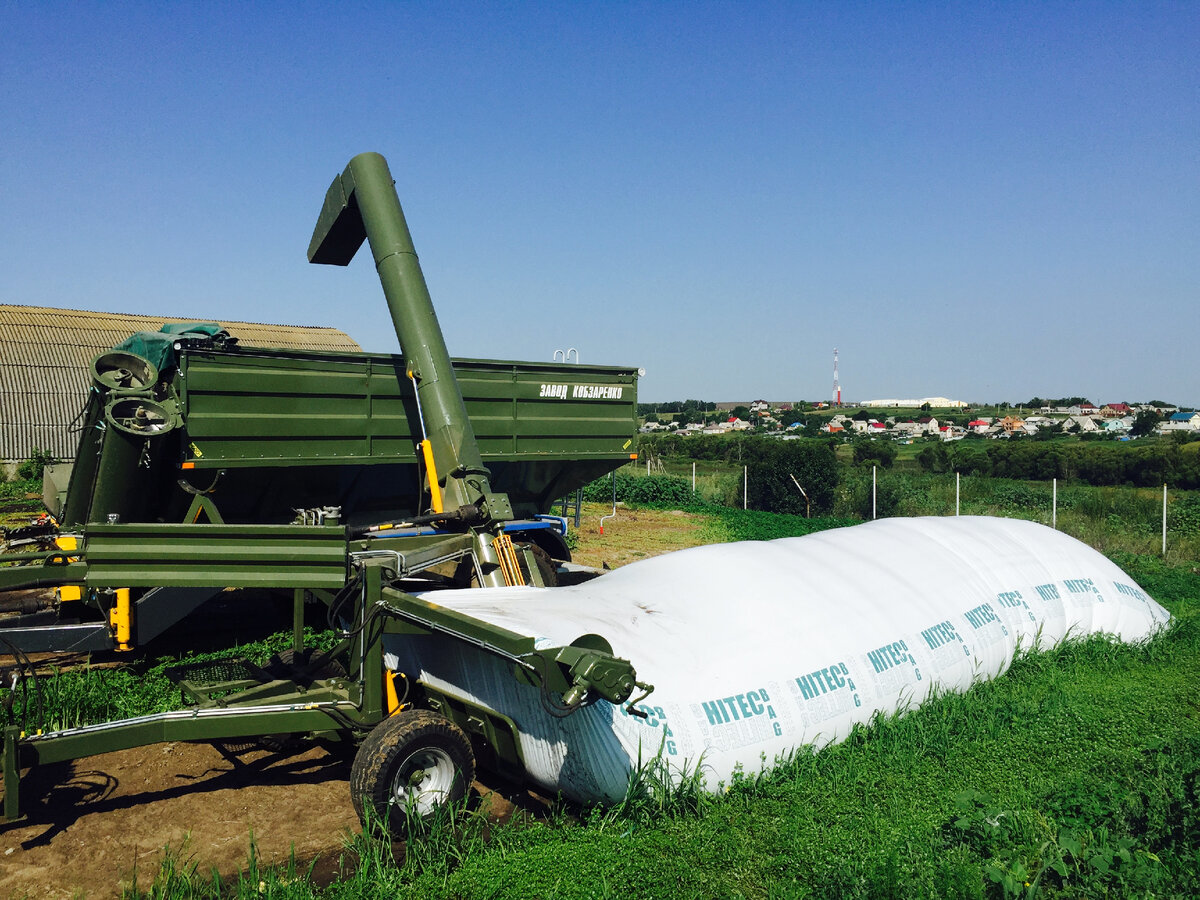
left=0, top=152, right=651, bottom=832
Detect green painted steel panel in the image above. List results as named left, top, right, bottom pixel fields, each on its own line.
left=177, top=348, right=637, bottom=470
left=84, top=524, right=348, bottom=589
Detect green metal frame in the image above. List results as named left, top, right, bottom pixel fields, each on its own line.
left=0, top=151, right=652, bottom=825
left=1, top=555, right=647, bottom=823
left=83, top=523, right=349, bottom=589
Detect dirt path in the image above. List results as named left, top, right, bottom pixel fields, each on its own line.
left=0, top=741, right=360, bottom=899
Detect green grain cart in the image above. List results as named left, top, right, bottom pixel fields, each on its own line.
left=0, top=153, right=652, bottom=831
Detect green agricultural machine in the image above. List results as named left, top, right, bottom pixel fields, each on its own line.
left=0, top=153, right=651, bottom=830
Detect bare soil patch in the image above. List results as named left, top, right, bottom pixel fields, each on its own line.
left=0, top=741, right=358, bottom=899
left=568, top=503, right=711, bottom=569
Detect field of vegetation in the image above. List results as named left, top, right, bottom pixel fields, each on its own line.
left=3, top=451, right=1200, bottom=897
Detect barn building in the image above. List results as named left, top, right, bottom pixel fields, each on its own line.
left=1, top=304, right=361, bottom=473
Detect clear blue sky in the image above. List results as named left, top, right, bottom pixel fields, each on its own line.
left=2, top=2, right=1196, bottom=406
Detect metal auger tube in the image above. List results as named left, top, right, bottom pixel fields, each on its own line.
left=309, top=152, right=514, bottom=585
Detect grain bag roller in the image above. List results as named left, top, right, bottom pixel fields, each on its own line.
left=0, top=153, right=1169, bottom=834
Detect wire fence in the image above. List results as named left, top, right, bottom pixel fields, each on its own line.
left=589, top=462, right=1199, bottom=559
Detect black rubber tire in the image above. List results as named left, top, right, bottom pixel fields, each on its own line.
left=350, top=709, right=475, bottom=835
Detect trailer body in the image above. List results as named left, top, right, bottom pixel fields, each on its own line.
left=49, top=345, right=636, bottom=530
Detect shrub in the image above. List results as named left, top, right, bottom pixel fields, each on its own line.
left=745, top=440, right=839, bottom=516
left=581, top=473, right=694, bottom=506
left=16, top=448, right=57, bottom=481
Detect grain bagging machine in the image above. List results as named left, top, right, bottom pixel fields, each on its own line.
left=2, top=156, right=1175, bottom=831
left=0, top=153, right=652, bottom=831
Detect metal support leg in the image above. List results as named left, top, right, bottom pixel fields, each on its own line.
left=3, top=726, right=20, bottom=822
left=360, top=565, right=385, bottom=723
left=293, top=588, right=305, bottom=654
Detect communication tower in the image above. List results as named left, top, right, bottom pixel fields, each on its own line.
left=833, top=348, right=841, bottom=407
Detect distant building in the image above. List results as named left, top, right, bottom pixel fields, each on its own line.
left=1064, top=415, right=1101, bottom=433
left=1162, top=412, right=1200, bottom=431
left=861, top=397, right=968, bottom=408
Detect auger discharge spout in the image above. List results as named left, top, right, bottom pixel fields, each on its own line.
left=308, top=152, right=513, bottom=584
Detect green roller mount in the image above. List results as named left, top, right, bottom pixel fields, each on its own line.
left=0, top=152, right=651, bottom=828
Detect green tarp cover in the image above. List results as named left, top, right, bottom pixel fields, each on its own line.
left=112, top=323, right=228, bottom=373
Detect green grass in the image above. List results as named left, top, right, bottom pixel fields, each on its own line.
left=610, top=453, right=1200, bottom=559
left=2, top=626, right=341, bottom=734
left=698, top=506, right=857, bottom=543
left=0, top=476, right=41, bottom=502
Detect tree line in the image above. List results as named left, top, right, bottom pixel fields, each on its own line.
left=916, top=440, right=1200, bottom=489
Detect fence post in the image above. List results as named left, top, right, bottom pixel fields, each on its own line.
left=1052, top=478, right=1057, bottom=530
left=743, top=465, right=748, bottom=510
left=872, top=465, right=877, bottom=520
left=1163, top=483, right=1168, bottom=557
left=956, top=471, right=960, bottom=516
left=692, top=461, right=696, bottom=494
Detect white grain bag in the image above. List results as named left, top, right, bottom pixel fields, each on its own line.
left=384, top=516, right=1170, bottom=803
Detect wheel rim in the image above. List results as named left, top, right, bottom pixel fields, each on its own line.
left=390, top=746, right=457, bottom=816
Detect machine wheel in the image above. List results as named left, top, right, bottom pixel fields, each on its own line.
left=350, top=709, right=475, bottom=833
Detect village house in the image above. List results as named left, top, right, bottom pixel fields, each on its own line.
left=1063, top=415, right=1101, bottom=433
left=1161, top=412, right=1200, bottom=432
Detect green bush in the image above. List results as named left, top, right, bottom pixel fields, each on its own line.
left=580, top=473, right=694, bottom=506
left=1168, top=492, right=1200, bottom=536
left=16, top=447, right=57, bottom=481
left=851, top=436, right=897, bottom=468
left=744, top=439, right=839, bottom=516
left=0, top=477, right=41, bottom=500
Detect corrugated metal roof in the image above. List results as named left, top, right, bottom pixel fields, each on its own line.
left=1, top=304, right=362, bottom=463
